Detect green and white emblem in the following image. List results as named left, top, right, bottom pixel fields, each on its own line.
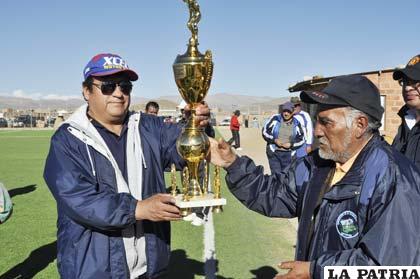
left=336, top=210, right=358, bottom=239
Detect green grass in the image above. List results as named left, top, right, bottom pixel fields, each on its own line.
left=0, top=129, right=296, bottom=278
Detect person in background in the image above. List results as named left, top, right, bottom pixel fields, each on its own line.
left=392, top=54, right=420, bottom=170
left=262, top=102, right=304, bottom=175
left=291, top=96, right=313, bottom=158
left=145, top=101, right=159, bottom=115
left=227, top=110, right=241, bottom=150
left=44, top=53, right=210, bottom=279
left=209, top=75, right=420, bottom=279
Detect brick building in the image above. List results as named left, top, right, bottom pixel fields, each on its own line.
left=288, top=68, right=404, bottom=139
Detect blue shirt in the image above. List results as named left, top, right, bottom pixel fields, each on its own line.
left=89, top=114, right=129, bottom=183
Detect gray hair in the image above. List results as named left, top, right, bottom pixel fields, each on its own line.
left=345, top=107, right=381, bottom=137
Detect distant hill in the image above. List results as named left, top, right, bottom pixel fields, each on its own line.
left=0, top=93, right=292, bottom=114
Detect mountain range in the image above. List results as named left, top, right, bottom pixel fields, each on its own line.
left=0, top=93, right=291, bottom=114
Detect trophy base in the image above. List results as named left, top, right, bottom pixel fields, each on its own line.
left=174, top=193, right=226, bottom=209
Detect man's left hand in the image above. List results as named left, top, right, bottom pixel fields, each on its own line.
left=275, top=261, right=311, bottom=279
left=184, top=102, right=210, bottom=127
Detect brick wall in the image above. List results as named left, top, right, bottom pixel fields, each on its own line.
left=364, top=71, right=404, bottom=139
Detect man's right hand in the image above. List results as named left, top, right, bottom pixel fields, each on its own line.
left=135, top=194, right=181, bottom=222
left=209, top=138, right=237, bottom=168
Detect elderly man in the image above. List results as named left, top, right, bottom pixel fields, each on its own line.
left=210, top=75, right=420, bottom=279
left=392, top=54, right=420, bottom=169
left=44, top=53, right=209, bottom=279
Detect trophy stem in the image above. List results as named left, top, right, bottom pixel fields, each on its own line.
left=186, top=161, right=203, bottom=197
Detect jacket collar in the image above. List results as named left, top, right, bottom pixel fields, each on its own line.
left=324, top=134, right=382, bottom=199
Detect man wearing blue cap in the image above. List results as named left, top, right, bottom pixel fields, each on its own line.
left=210, top=75, right=420, bottom=279
left=44, top=53, right=210, bottom=279
left=262, top=101, right=305, bottom=175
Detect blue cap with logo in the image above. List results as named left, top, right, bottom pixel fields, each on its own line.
left=83, top=53, right=139, bottom=81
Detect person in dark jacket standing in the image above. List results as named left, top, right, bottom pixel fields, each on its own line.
left=227, top=110, right=241, bottom=150
left=392, top=54, right=420, bottom=170
left=44, top=53, right=210, bottom=279
left=262, top=101, right=305, bottom=175
left=209, top=75, right=420, bottom=279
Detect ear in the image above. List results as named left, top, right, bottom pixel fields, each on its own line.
left=354, top=115, right=369, bottom=138
left=82, top=87, right=91, bottom=102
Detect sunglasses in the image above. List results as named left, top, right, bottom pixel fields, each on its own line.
left=398, top=78, right=420, bottom=88
left=91, top=81, right=133, bottom=95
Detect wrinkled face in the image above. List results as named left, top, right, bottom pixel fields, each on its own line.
left=282, top=110, right=293, bottom=121
left=401, top=78, right=420, bottom=110
left=314, top=106, right=355, bottom=163
left=83, top=73, right=132, bottom=124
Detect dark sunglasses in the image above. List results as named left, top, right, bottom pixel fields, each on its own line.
left=398, top=78, right=420, bottom=87
left=91, top=81, right=133, bottom=95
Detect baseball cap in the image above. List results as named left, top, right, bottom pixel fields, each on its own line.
left=83, top=53, right=138, bottom=81
left=300, top=75, right=384, bottom=121
left=282, top=102, right=294, bottom=112
left=393, top=54, right=420, bottom=81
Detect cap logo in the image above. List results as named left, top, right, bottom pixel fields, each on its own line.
left=312, top=91, right=328, bottom=99
left=103, top=56, right=129, bottom=70
left=407, top=55, right=420, bottom=66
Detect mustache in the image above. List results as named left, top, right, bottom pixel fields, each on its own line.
left=318, top=138, right=329, bottom=145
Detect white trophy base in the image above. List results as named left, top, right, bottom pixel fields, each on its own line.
left=174, top=193, right=226, bottom=208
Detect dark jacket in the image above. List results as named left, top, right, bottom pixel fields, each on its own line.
left=44, top=112, right=184, bottom=279
left=392, top=105, right=420, bottom=170
left=225, top=135, right=420, bottom=279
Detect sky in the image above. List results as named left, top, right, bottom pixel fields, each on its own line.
left=1, top=0, right=419, bottom=100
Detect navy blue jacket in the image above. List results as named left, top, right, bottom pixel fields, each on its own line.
left=44, top=113, right=183, bottom=279
left=392, top=105, right=420, bottom=170
left=225, top=135, right=420, bottom=279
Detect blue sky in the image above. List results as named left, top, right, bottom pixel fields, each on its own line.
left=1, top=0, right=419, bottom=100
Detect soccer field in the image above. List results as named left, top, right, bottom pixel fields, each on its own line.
left=0, top=129, right=295, bottom=279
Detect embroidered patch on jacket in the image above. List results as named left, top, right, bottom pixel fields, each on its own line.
left=336, top=210, right=359, bottom=239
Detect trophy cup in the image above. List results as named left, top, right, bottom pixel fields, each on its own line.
left=172, top=0, right=226, bottom=216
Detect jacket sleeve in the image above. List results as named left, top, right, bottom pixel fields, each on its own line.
left=311, top=156, right=420, bottom=279
left=303, top=112, right=314, bottom=146
left=290, top=121, right=305, bottom=150
left=262, top=115, right=276, bottom=144
left=225, top=156, right=309, bottom=218
left=43, top=131, right=137, bottom=231
left=205, top=124, right=216, bottom=138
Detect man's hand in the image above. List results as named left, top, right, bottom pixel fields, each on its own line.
left=306, top=145, right=312, bottom=154
left=209, top=137, right=237, bottom=168
left=135, top=194, right=181, bottom=222
left=184, top=102, right=210, bottom=128
left=274, top=139, right=282, bottom=147
left=275, top=261, right=311, bottom=279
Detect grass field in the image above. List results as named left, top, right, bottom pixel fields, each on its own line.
left=0, top=129, right=295, bottom=279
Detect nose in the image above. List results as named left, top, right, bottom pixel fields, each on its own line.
left=112, top=85, right=124, bottom=98
left=314, top=122, right=323, bottom=138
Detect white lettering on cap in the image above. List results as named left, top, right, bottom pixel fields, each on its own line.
left=103, top=56, right=129, bottom=69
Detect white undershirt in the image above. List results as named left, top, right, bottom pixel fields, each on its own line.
left=405, top=109, right=417, bottom=130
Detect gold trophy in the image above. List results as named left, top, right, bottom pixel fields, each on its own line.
left=172, top=0, right=226, bottom=215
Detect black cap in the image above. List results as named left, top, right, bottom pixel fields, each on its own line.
left=393, top=54, right=420, bottom=81
left=300, top=75, right=384, bottom=121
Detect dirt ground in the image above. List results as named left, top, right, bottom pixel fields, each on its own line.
left=216, top=126, right=299, bottom=230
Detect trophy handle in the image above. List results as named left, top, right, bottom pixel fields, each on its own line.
left=203, top=50, right=213, bottom=94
